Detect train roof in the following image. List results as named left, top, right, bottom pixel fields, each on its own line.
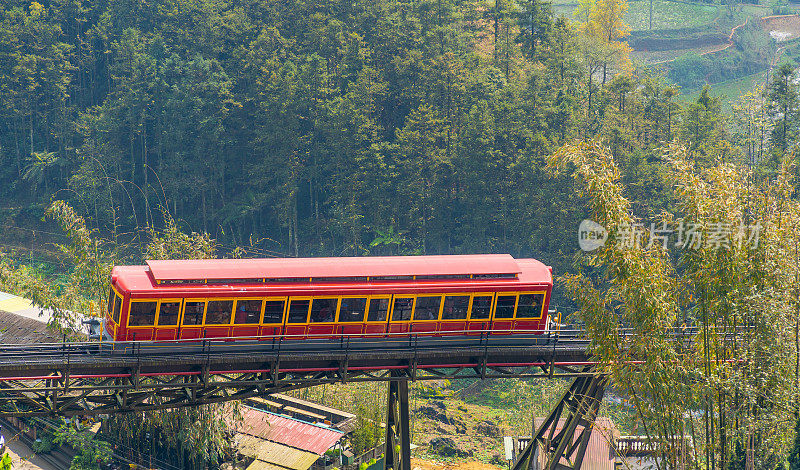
left=147, top=254, right=519, bottom=283
left=111, top=255, right=552, bottom=295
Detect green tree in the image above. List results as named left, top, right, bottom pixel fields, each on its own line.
left=768, top=63, right=799, bottom=156
left=516, top=0, right=553, bottom=60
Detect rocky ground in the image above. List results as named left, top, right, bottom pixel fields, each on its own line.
left=411, top=398, right=509, bottom=465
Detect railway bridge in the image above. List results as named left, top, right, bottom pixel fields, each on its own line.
left=0, top=331, right=605, bottom=470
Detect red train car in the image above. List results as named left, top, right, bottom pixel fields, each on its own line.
left=103, top=254, right=552, bottom=343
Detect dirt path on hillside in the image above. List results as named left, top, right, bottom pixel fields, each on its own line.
left=649, top=17, right=749, bottom=65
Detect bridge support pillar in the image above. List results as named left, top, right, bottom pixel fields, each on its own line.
left=384, top=373, right=411, bottom=470
left=513, top=370, right=606, bottom=470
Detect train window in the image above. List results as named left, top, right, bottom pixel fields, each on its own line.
left=516, top=294, right=544, bottom=318
left=339, top=298, right=367, bottom=322
left=158, top=301, right=181, bottom=325
left=442, top=296, right=469, bottom=320
left=470, top=296, right=493, bottom=319
left=183, top=301, right=205, bottom=325
left=495, top=295, right=517, bottom=318
left=113, top=294, right=122, bottom=324
left=129, top=301, right=157, bottom=326
left=392, top=298, right=414, bottom=321
left=235, top=299, right=263, bottom=324
left=414, top=296, right=441, bottom=321
left=310, top=298, right=339, bottom=323
left=206, top=301, right=234, bottom=324
left=288, top=299, right=310, bottom=323
left=367, top=298, right=390, bottom=322
left=263, top=300, right=285, bottom=324
left=107, top=288, right=114, bottom=315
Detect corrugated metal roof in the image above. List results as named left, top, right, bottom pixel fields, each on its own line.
left=0, top=310, right=63, bottom=344
left=145, top=254, right=521, bottom=282
left=238, top=407, right=344, bottom=455
left=246, top=461, right=287, bottom=470
left=237, top=435, right=319, bottom=470
left=534, top=418, right=619, bottom=470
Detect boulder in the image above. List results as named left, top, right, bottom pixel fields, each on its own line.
left=428, top=437, right=472, bottom=457
left=417, top=403, right=451, bottom=424
left=476, top=420, right=502, bottom=438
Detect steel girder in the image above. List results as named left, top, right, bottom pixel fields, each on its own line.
left=0, top=352, right=591, bottom=417
left=512, top=369, right=607, bottom=470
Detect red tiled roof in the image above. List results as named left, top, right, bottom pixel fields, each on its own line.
left=238, top=407, right=344, bottom=455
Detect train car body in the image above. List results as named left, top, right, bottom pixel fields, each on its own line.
left=104, top=254, right=552, bottom=344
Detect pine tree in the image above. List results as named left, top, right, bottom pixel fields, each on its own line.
left=516, top=0, right=553, bottom=60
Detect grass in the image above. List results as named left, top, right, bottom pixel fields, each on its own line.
left=626, top=0, right=719, bottom=32
left=679, top=69, right=767, bottom=113
left=553, top=0, right=720, bottom=31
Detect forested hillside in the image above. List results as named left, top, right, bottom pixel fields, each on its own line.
left=0, top=0, right=683, bottom=275
left=7, top=0, right=800, bottom=467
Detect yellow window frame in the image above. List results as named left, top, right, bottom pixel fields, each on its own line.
left=390, top=295, right=415, bottom=323
left=182, top=299, right=208, bottom=326
left=286, top=296, right=313, bottom=324
left=203, top=297, right=236, bottom=326
left=467, top=292, right=495, bottom=321
left=127, top=299, right=159, bottom=328
left=309, top=296, right=341, bottom=324
left=413, top=294, right=444, bottom=322
left=110, top=288, right=123, bottom=326
left=233, top=298, right=265, bottom=325
left=337, top=296, right=370, bottom=323
left=155, top=299, right=183, bottom=326
left=438, top=293, right=473, bottom=321
left=365, top=295, right=392, bottom=323
left=493, top=293, right=519, bottom=320
left=514, top=291, right=547, bottom=320
left=261, top=297, right=288, bottom=325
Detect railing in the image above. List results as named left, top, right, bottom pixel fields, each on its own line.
left=0, top=327, right=589, bottom=359
left=0, top=324, right=755, bottom=360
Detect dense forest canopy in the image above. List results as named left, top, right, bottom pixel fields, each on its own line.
left=0, top=0, right=683, bottom=278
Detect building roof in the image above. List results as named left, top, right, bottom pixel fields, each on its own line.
left=238, top=407, right=344, bottom=455
left=237, top=435, right=319, bottom=470
left=146, top=254, right=521, bottom=283
left=0, top=309, right=64, bottom=344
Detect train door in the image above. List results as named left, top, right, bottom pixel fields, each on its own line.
left=260, top=298, right=286, bottom=340
left=285, top=297, right=311, bottom=339
left=364, top=296, right=391, bottom=337
left=409, top=295, right=442, bottom=336
left=126, top=299, right=158, bottom=341
left=307, top=297, right=340, bottom=338
left=388, top=296, right=414, bottom=336
left=438, top=294, right=470, bottom=336
left=466, top=293, right=494, bottom=335
left=513, top=292, right=546, bottom=334
left=154, top=299, right=182, bottom=341
left=179, top=299, right=206, bottom=340
left=492, top=293, right=518, bottom=334
left=338, top=297, right=368, bottom=338
left=231, top=298, right=264, bottom=339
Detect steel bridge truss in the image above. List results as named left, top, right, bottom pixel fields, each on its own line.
left=512, top=369, right=607, bottom=470
left=0, top=342, right=591, bottom=418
